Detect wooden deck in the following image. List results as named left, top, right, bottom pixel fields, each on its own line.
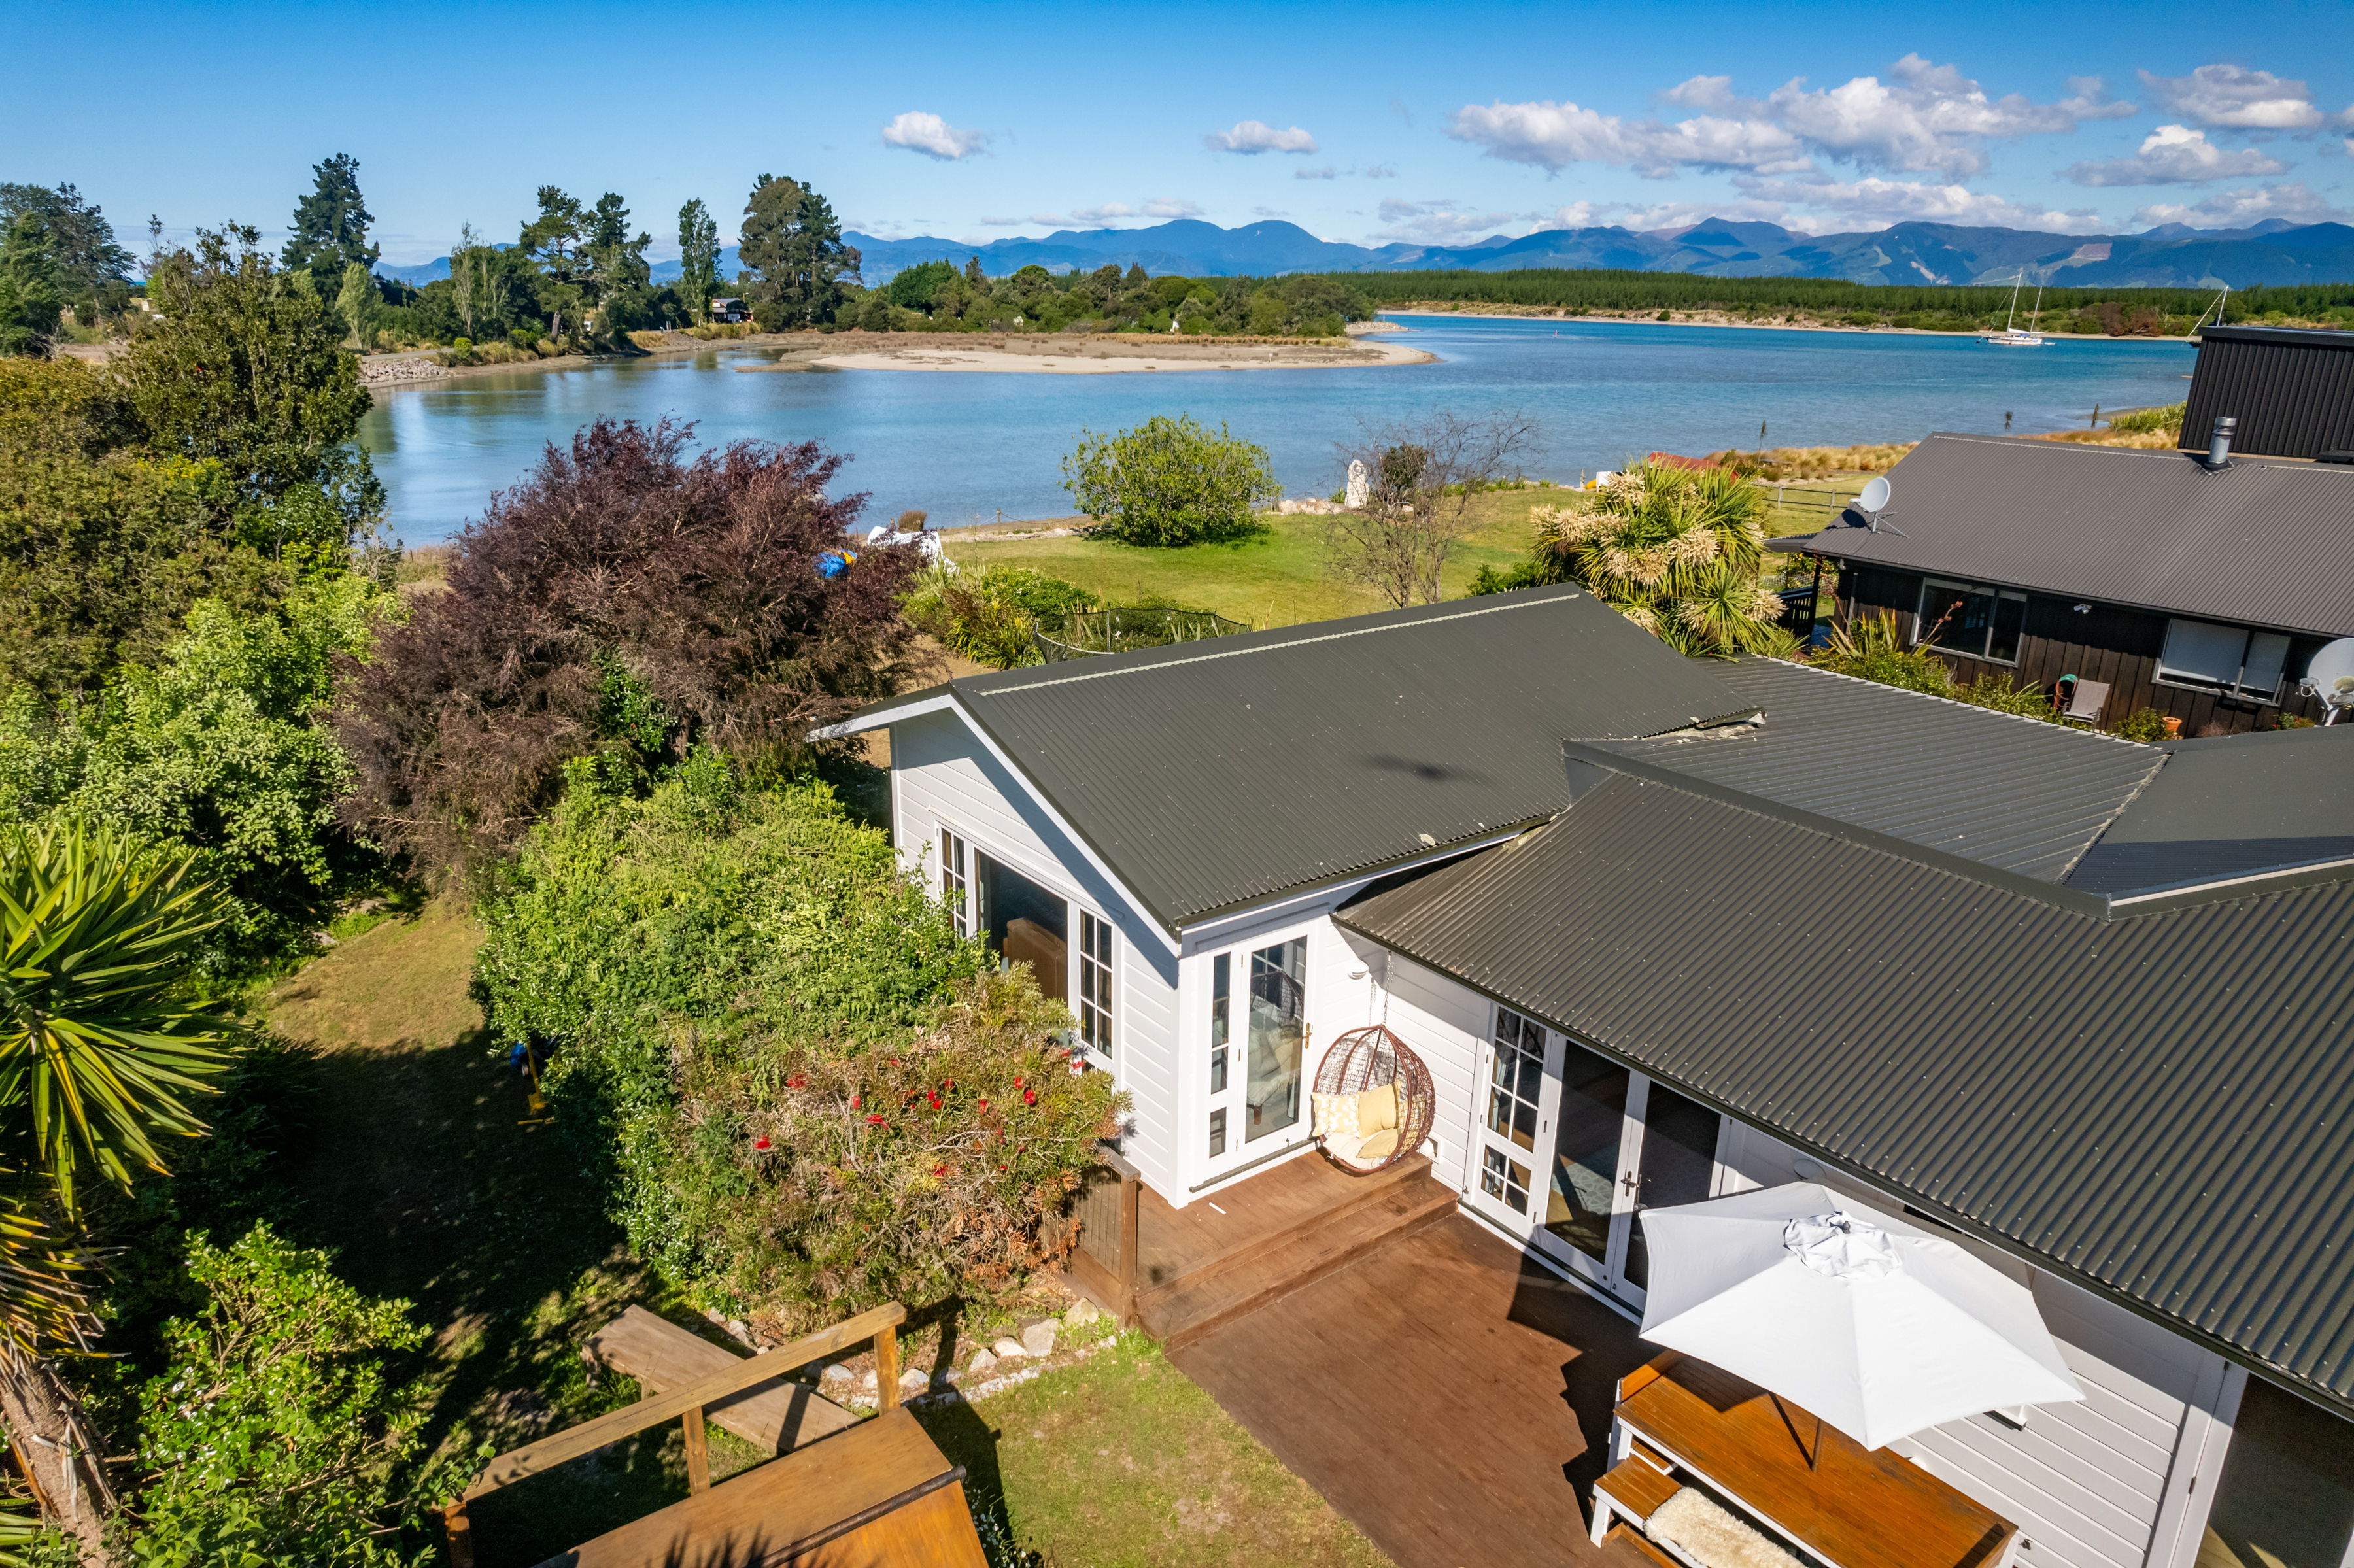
left=1167, top=1211, right=1652, bottom=1568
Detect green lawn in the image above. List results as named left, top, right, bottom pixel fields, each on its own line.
left=940, top=490, right=1569, bottom=630
left=918, top=1334, right=1391, bottom=1568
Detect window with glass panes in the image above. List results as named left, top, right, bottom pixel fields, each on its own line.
left=939, top=830, right=970, bottom=937
left=1078, top=912, right=1114, bottom=1056
left=1916, top=579, right=2027, bottom=664
left=1483, top=1008, right=1546, bottom=1212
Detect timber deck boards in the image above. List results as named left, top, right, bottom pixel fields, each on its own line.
left=527, top=1408, right=985, bottom=1568
left=586, top=1306, right=859, bottom=1457
left=1168, top=1212, right=1651, bottom=1568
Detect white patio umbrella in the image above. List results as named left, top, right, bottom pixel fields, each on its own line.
left=1637, top=1182, right=2084, bottom=1452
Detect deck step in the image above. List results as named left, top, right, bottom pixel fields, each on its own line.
left=1145, top=1169, right=1457, bottom=1351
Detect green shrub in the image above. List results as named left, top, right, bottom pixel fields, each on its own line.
left=1954, top=673, right=2058, bottom=721
left=1810, top=611, right=1951, bottom=696
left=2110, top=708, right=2172, bottom=743
left=902, top=565, right=1095, bottom=670
left=128, top=1224, right=430, bottom=1567
left=2107, top=401, right=2185, bottom=435
left=473, top=762, right=1127, bottom=1333
left=1061, top=415, right=1280, bottom=546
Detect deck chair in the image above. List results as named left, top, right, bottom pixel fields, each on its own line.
left=2055, top=676, right=2109, bottom=728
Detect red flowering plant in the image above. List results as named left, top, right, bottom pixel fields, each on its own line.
left=654, top=964, right=1127, bottom=1335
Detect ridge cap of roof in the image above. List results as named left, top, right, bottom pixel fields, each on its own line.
left=958, top=587, right=1586, bottom=698
left=1735, top=657, right=2160, bottom=747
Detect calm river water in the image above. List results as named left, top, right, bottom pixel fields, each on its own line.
left=358, top=315, right=2198, bottom=543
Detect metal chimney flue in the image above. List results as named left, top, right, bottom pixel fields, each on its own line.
left=2204, top=415, right=2237, bottom=471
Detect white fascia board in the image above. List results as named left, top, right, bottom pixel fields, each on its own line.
left=808, top=692, right=957, bottom=740
left=1174, top=828, right=1524, bottom=955
left=927, top=698, right=1183, bottom=961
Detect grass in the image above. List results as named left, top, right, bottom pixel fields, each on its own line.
left=254, top=903, right=1384, bottom=1567
left=917, top=1333, right=1391, bottom=1568
left=940, top=490, right=1566, bottom=630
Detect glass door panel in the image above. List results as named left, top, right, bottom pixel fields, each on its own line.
left=1543, top=1044, right=1631, bottom=1264
left=1622, top=1082, right=1722, bottom=1294
left=1478, top=1008, right=1547, bottom=1216
left=1244, top=938, right=1306, bottom=1143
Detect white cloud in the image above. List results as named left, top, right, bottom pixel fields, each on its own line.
left=1204, top=120, right=1319, bottom=154
left=2132, top=181, right=2353, bottom=228
left=1446, top=99, right=1807, bottom=177
left=2137, top=65, right=2326, bottom=130
left=1295, top=165, right=1338, bottom=181
left=1374, top=198, right=1524, bottom=243
left=1450, top=56, right=2119, bottom=184
left=1389, top=97, right=1413, bottom=126
left=978, top=215, right=1029, bottom=226
left=880, top=111, right=990, bottom=160
left=1064, top=198, right=1202, bottom=226
left=1252, top=207, right=1289, bottom=218
left=1738, top=175, right=2107, bottom=233
left=2058, top=75, right=2138, bottom=122
left=2064, top=124, right=2290, bottom=186
left=1364, top=163, right=1399, bottom=179
left=1764, top=55, right=2090, bottom=179
left=1546, top=197, right=1792, bottom=232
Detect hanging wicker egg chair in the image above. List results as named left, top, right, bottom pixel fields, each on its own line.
left=1311, top=1025, right=1435, bottom=1175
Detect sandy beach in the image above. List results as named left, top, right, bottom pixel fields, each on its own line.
left=804, top=332, right=1432, bottom=375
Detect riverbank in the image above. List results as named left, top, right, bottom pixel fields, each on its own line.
left=1378, top=303, right=2202, bottom=343
left=364, top=325, right=1431, bottom=386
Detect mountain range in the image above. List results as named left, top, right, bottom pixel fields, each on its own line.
left=376, top=216, right=2354, bottom=291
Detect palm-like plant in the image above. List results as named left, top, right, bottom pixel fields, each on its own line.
left=0, top=821, right=233, bottom=1547
left=1531, top=462, right=1798, bottom=658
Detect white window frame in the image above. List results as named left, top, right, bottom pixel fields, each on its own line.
left=2156, top=617, right=2291, bottom=704
left=939, top=828, right=970, bottom=938
left=1076, top=910, right=1116, bottom=1065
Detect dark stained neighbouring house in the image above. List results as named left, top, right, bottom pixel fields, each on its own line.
left=1771, top=430, right=2354, bottom=734
left=2179, top=324, right=2354, bottom=464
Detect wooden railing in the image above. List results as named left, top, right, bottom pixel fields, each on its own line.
left=442, top=1301, right=907, bottom=1568
left=1063, top=1144, right=1140, bottom=1327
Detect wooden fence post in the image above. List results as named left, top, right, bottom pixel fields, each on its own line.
left=1116, top=1173, right=1141, bottom=1328
left=682, top=1405, right=709, bottom=1494
left=875, top=1322, right=900, bottom=1412
left=443, top=1499, right=474, bottom=1568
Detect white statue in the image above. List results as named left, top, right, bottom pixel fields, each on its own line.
left=1345, top=459, right=1369, bottom=509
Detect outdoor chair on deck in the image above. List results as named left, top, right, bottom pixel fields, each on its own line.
left=2055, top=675, right=2109, bottom=728
left=1310, top=1025, right=1435, bottom=1174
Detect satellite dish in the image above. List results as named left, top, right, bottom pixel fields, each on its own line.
left=2302, top=638, right=2354, bottom=725
left=1858, top=477, right=1892, bottom=513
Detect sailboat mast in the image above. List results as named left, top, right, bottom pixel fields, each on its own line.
left=2005, top=269, right=2022, bottom=332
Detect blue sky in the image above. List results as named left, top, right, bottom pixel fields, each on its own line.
left=8, top=0, right=2351, bottom=264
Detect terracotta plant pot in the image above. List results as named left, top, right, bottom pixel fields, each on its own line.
left=2162, top=717, right=2183, bottom=738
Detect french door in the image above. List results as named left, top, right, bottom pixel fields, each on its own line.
left=1201, top=934, right=1312, bottom=1180
left=1467, top=1005, right=1722, bottom=1308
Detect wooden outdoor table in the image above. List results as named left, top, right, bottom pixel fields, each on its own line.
left=1605, top=1353, right=2017, bottom=1568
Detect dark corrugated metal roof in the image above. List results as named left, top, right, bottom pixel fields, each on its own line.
left=1771, top=432, right=2354, bottom=637
left=1337, top=773, right=2354, bottom=1416
left=1585, top=659, right=2165, bottom=882
left=2068, top=726, right=2354, bottom=895
left=2181, top=326, right=2354, bottom=462
left=871, top=587, right=1753, bottom=928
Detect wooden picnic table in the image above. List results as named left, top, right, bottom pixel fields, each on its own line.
left=1602, top=1352, right=2016, bottom=1568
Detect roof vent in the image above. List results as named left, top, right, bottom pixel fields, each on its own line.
left=2202, top=415, right=2236, bottom=471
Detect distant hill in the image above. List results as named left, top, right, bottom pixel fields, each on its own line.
left=376, top=217, right=2354, bottom=291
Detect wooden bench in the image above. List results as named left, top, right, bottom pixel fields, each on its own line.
left=1601, top=1523, right=1686, bottom=1568
left=447, top=1302, right=985, bottom=1568
left=1589, top=1455, right=1682, bottom=1545
left=587, top=1306, right=858, bottom=1456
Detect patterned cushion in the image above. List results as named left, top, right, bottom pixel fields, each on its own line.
left=1312, top=1091, right=1361, bottom=1141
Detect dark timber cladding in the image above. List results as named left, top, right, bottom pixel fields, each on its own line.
left=1337, top=774, right=2354, bottom=1418
left=2180, top=324, right=2354, bottom=461
left=864, top=587, right=1754, bottom=927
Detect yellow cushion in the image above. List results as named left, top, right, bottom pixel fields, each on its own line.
left=1354, top=1129, right=1400, bottom=1163
left=1312, top=1091, right=1360, bottom=1141
left=1356, top=1081, right=1399, bottom=1133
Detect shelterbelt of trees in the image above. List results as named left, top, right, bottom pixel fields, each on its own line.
left=1329, top=267, right=2354, bottom=335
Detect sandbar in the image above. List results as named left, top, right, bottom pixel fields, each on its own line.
left=804, top=333, right=1433, bottom=375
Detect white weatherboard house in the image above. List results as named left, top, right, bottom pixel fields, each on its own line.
left=828, top=585, right=2354, bottom=1568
